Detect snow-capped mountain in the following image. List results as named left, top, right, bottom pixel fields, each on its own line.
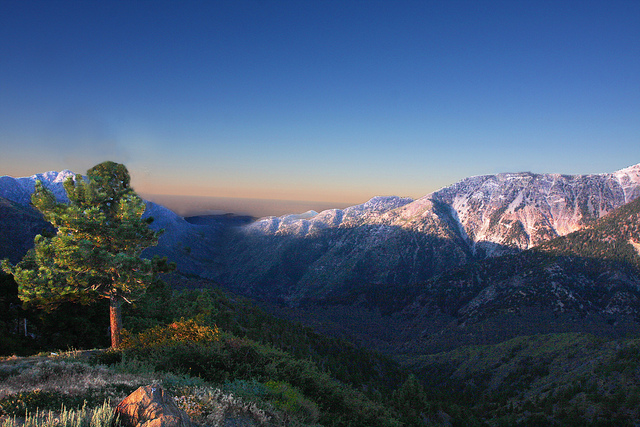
left=244, top=164, right=640, bottom=255
left=3, top=163, right=640, bottom=303
left=246, top=196, right=414, bottom=235
left=202, top=163, right=640, bottom=301
left=430, top=164, right=640, bottom=254
left=0, top=170, right=76, bottom=205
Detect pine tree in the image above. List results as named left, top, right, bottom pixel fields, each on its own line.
left=2, top=161, right=173, bottom=348
left=392, top=374, right=430, bottom=426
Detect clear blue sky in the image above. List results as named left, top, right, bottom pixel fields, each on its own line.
left=1, top=0, right=639, bottom=215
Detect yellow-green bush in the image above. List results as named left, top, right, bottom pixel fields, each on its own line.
left=121, top=318, right=219, bottom=349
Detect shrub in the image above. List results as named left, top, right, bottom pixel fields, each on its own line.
left=120, top=322, right=401, bottom=426
left=90, top=350, right=121, bottom=366
left=264, top=380, right=319, bottom=424
left=120, top=318, right=219, bottom=349
left=173, top=386, right=271, bottom=427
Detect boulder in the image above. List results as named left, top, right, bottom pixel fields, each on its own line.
left=115, top=385, right=193, bottom=427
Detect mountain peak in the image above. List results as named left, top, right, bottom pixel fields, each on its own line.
left=613, top=163, right=640, bottom=203
left=614, top=162, right=640, bottom=175
left=29, top=169, right=76, bottom=183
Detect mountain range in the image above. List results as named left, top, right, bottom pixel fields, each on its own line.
left=203, top=163, right=640, bottom=303
left=303, top=194, right=640, bottom=353
left=2, top=163, right=640, bottom=355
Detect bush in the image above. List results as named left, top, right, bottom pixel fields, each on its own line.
left=121, top=318, right=220, bottom=349
left=90, top=350, right=121, bottom=366
left=264, top=380, right=319, bottom=424
left=120, top=322, right=401, bottom=426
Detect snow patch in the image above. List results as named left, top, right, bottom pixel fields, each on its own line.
left=507, top=191, right=524, bottom=213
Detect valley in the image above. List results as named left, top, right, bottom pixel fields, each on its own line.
left=2, top=162, right=640, bottom=425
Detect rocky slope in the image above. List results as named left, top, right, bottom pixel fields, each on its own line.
left=433, top=163, right=640, bottom=254
left=299, top=194, right=640, bottom=354
left=209, top=195, right=474, bottom=302
left=206, top=163, right=640, bottom=301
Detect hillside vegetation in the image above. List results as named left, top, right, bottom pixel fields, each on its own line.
left=1, top=276, right=438, bottom=427
left=3, top=166, right=640, bottom=426
left=407, top=332, right=640, bottom=426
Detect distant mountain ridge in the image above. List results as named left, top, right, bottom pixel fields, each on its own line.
left=281, top=194, right=640, bottom=354
left=0, top=170, right=216, bottom=272
left=249, top=164, right=640, bottom=252
left=3, top=164, right=640, bottom=304
left=0, top=170, right=75, bottom=205
left=204, top=163, right=640, bottom=302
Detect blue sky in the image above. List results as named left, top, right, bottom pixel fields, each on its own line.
left=1, top=0, right=639, bottom=215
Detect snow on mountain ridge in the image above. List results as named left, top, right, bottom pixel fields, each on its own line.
left=242, top=163, right=640, bottom=254
left=5, top=163, right=640, bottom=255
left=32, top=170, right=76, bottom=183
left=0, top=170, right=77, bottom=205
left=245, top=195, right=413, bottom=236
left=613, top=163, right=640, bottom=203
left=428, top=164, right=640, bottom=252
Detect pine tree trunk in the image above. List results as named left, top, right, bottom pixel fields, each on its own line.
left=109, top=293, right=123, bottom=349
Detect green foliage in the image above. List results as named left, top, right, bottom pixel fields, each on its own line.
left=537, top=195, right=640, bottom=269
left=118, top=322, right=402, bottom=427
left=391, top=374, right=431, bottom=427
left=264, top=380, right=320, bottom=424
left=1, top=277, right=410, bottom=425
left=408, top=333, right=640, bottom=426
left=3, top=163, right=160, bottom=308
left=1, top=161, right=174, bottom=348
left=123, top=283, right=407, bottom=399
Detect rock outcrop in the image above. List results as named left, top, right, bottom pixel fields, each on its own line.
left=115, top=385, right=192, bottom=427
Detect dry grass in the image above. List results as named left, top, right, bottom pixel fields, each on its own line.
left=0, top=352, right=153, bottom=400
left=0, top=350, right=312, bottom=427
left=0, top=350, right=153, bottom=427
left=0, top=401, right=117, bottom=427
left=174, top=386, right=272, bottom=427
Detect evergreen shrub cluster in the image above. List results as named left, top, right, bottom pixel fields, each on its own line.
left=116, top=320, right=403, bottom=427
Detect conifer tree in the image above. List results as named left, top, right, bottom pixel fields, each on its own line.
left=2, top=161, right=173, bottom=348
left=392, top=374, right=430, bottom=426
